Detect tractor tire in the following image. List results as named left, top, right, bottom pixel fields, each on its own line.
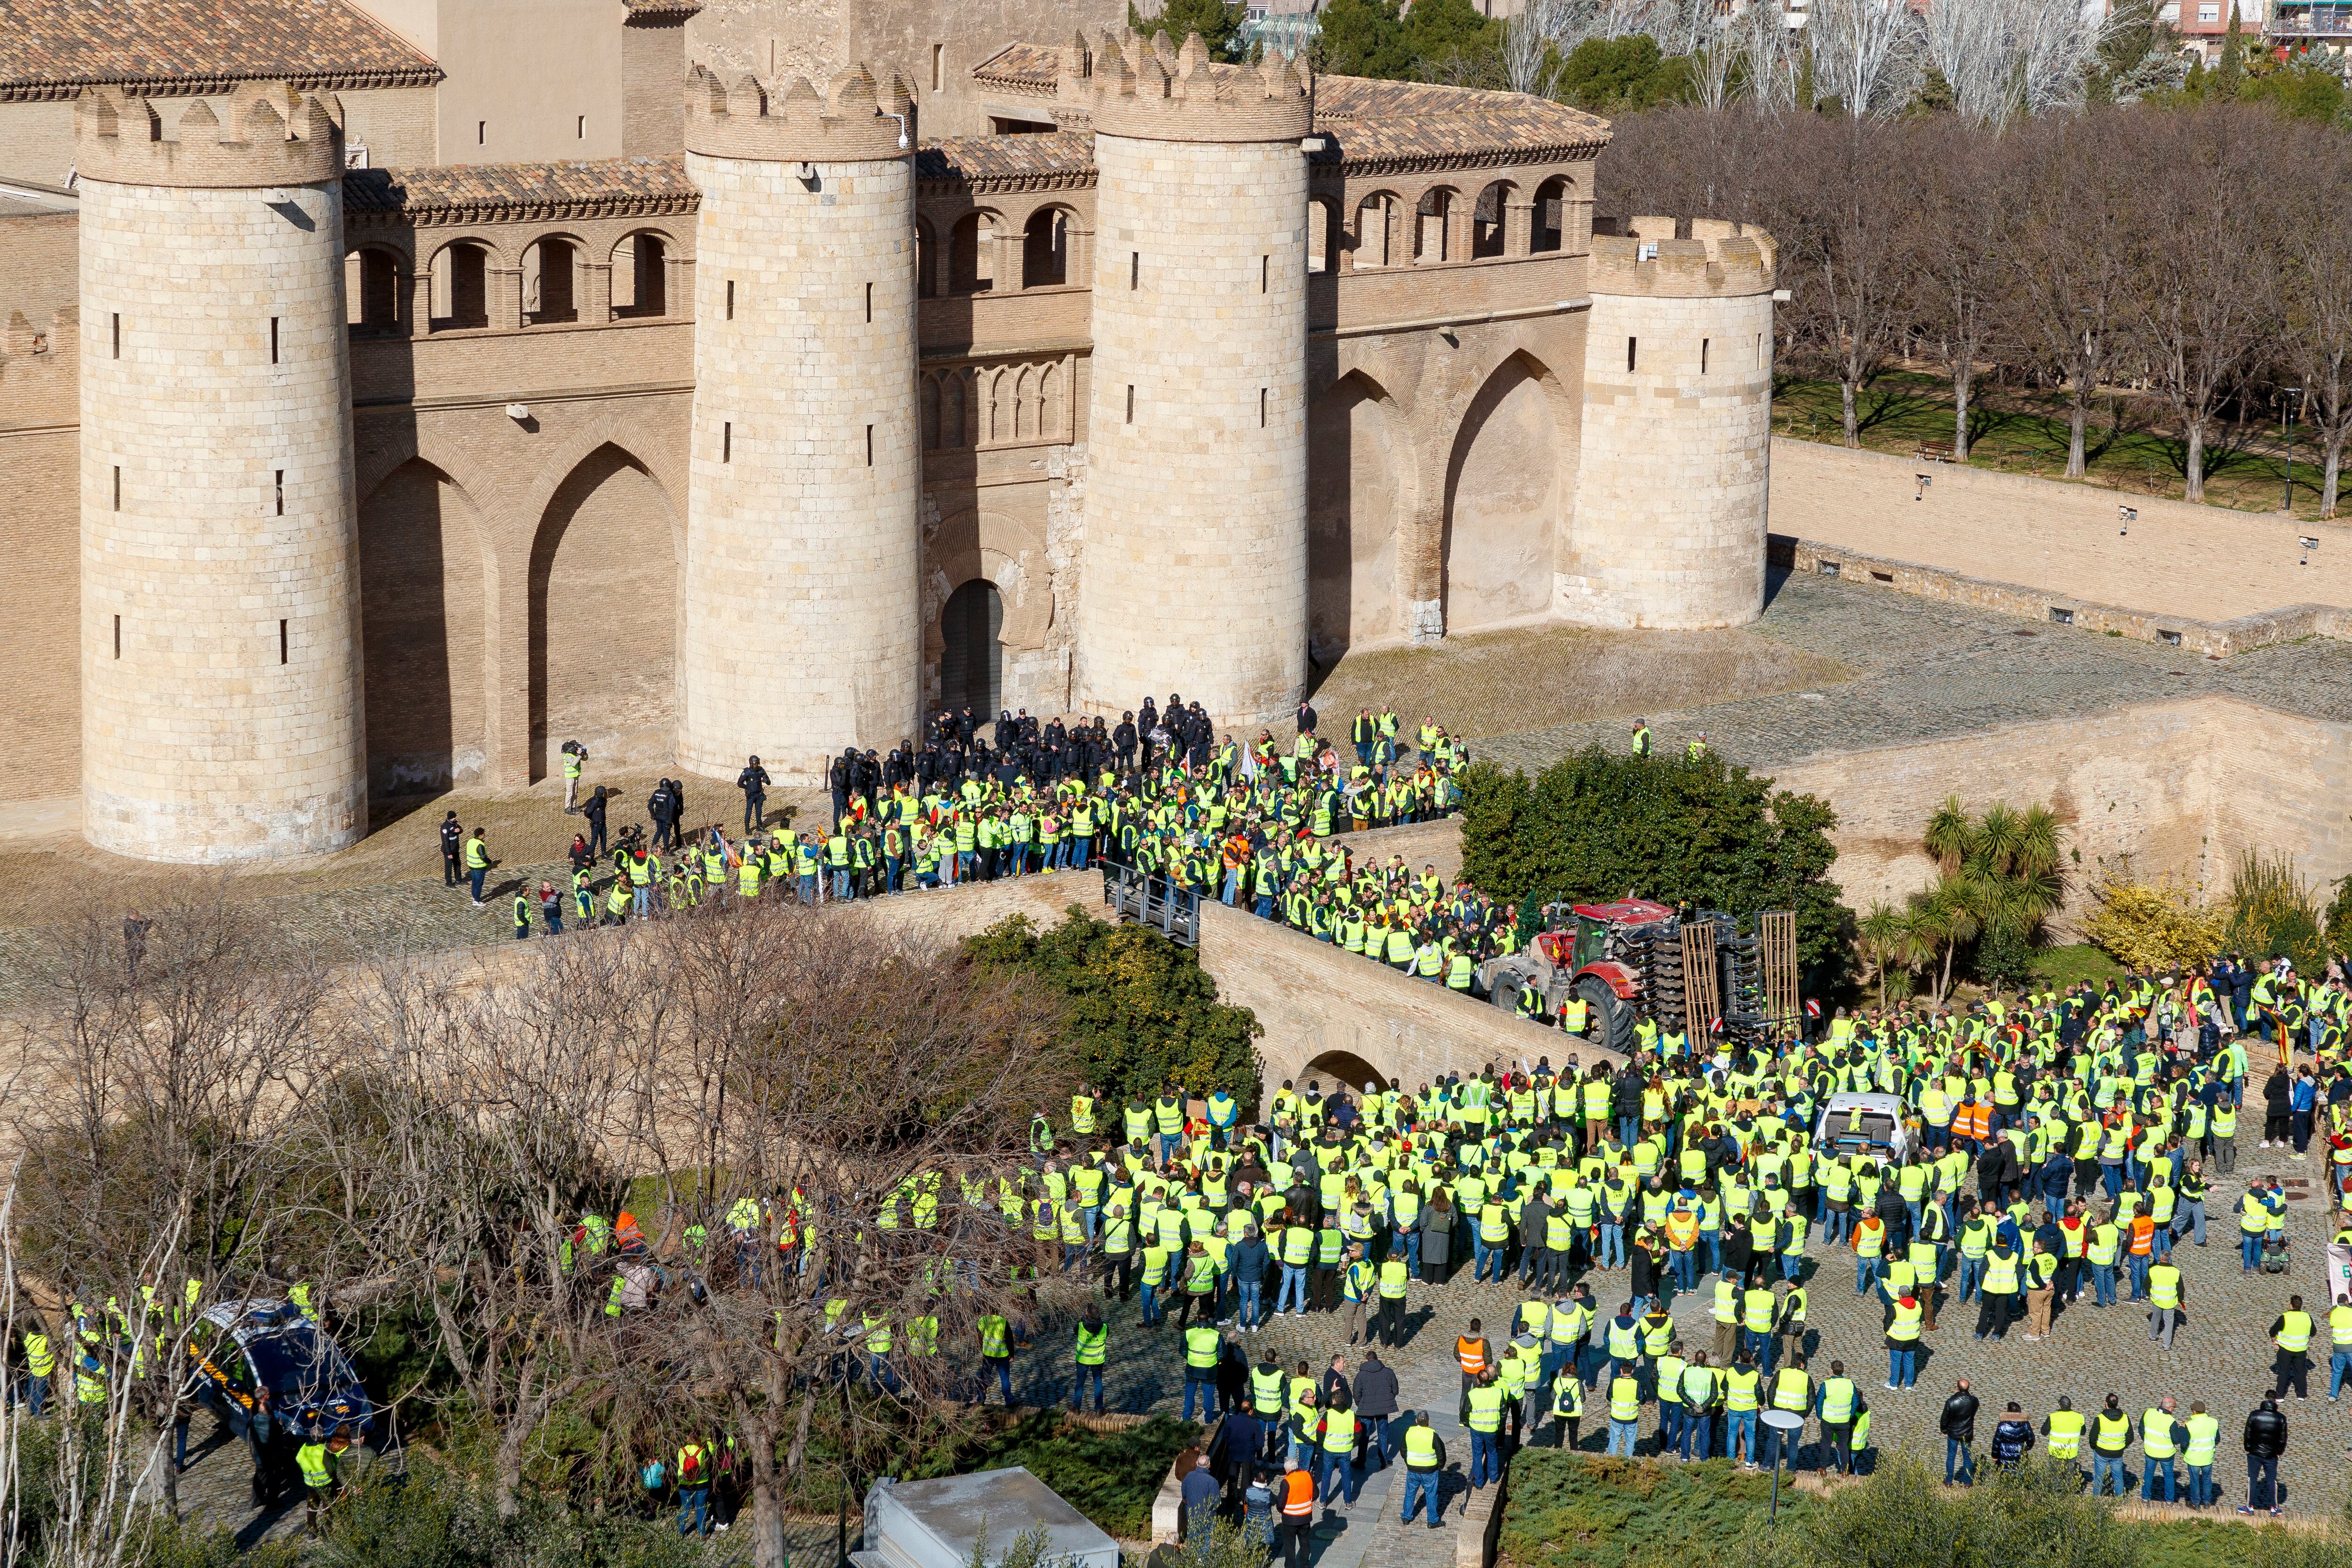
left=1581, top=976, right=1637, bottom=1055
left=1489, top=972, right=1524, bottom=1014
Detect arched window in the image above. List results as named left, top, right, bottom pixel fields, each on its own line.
left=1023, top=207, right=1068, bottom=287
left=525, top=236, right=576, bottom=324
left=1414, top=189, right=1455, bottom=264
left=1532, top=176, right=1570, bottom=254
left=1307, top=197, right=1336, bottom=274
left=1471, top=182, right=1513, bottom=261
left=345, top=247, right=402, bottom=334
left=1354, top=193, right=1398, bottom=269
left=613, top=232, right=668, bottom=318
left=949, top=212, right=995, bottom=294
left=430, top=241, right=491, bottom=330
left=915, top=220, right=938, bottom=299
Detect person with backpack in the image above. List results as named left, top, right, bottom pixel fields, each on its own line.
left=675, top=1437, right=715, bottom=1536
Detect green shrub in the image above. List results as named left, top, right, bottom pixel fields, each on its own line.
left=1458, top=748, right=1852, bottom=979
left=964, top=907, right=1261, bottom=1110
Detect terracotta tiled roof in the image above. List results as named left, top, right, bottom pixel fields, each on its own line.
left=0, top=0, right=441, bottom=101
left=1312, top=77, right=1609, bottom=165
left=622, top=0, right=701, bottom=17
left=345, top=157, right=699, bottom=223
left=970, top=42, right=1064, bottom=97
left=916, top=131, right=1095, bottom=192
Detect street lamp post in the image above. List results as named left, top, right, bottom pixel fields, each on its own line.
left=2282, top=387, right=2304, bottom=513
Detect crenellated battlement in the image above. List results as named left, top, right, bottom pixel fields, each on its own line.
left=73, top=83, right=344, bottom=190
left=682, top=62, right=914, bottom=165
left=1056, top=30, right=1311, bottom=144
left=1589, top=215, right=1775, bottom=298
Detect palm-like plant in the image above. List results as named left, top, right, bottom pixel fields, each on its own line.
left=1896, top=799, right=2069, bottom=1001
left=1923, top=795, right=1972, bottom=877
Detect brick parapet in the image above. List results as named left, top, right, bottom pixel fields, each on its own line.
left=72, top=82, right=343, bottom=190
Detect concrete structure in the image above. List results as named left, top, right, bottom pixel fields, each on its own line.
left=858, top=1469, right=1119, bottom=1568
left=1073, top=36, right=1312, bottom=731
left=0, top=0, right=1785, bottom=859
left=680, top=64, right=921, bottom=782
left=74, top=84, right=368, bottom=860
left=1567, top=216, right=1777, bottom=629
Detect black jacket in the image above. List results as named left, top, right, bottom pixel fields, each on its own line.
left=2245, top=1403, right=2288, bottom=1457
left=1353, top=1358, right=1399, bottom=1417
left=737, top=765, right=770, bottom=796
left=1939, top=1390, right=1979, bottom=1443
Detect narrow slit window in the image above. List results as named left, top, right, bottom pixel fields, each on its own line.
left=1756, top=332, right=1763, bottom=367
left=1129, top=252, right=1139, bottom=290
left=112, top=614, right=120, bottom=660
left=1125, top=384, right=1134, bottom=424
left=931, top=43, right=945, bottom=92
left=1261, top=255, right=1268, bottom=293
left=866, top=424, right=874, bottom=466
left=866, top=282, right=873, bottom=323
left=477, top=120, right=487, bottom=145
left=1260, top=388, right=1267, bottom=427
left=274, top=470, right=284, bottom=516
left=1700, top=337, right=1708, bottom=375
left=111, top=465, right=120, bottom=511
left=278, top=619, right=288, bottom=665
left=270, top=316, right=279, bottom=364
left=725, top=279, right=735, bottom=319
left=1627, top=336, right=1637, bottom=373
left=111, top=312, right=120, bottom=358
left=722, top=422, right=732, bottom=462
left=577, top=115, right=586, bottom=139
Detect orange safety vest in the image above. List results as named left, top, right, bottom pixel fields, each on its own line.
left=1281, top=1470, right=1317, bottom=1517
left=1665, top=1209, right=1700, bottom=1250
left=1456, top=1335, right=1490, bottom=1375
left=2129, top=1216, right=2155, bottom=1257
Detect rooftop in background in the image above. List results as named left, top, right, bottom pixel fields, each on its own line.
left=343, top=156, right=698, bottom=222
left=856, top=1469, right=1120, bottom=1568
left=968, top=41, right=1609, bottom=163
left=0, top=0, right=442, bottom=100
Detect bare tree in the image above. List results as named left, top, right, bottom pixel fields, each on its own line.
left=2277, top=125, right=2352, bottom=517
left=2006, top=113, right=2135, bottom=478
left=2124, top=106, right=2279, bottom=502
left=1806, top=0, right=1922, bottom=118
left=1917, top=0, right=2110, bottom=124
left=1774, top=115, right=1913, bottom=445
left=1905, top=120, right=2016, bottom=460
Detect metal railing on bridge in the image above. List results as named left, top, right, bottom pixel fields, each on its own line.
left=1100, top=864, right=1200, bottom=947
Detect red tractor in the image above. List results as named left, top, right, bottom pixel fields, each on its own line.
left=1477, top=899, right=1682, bottom=1054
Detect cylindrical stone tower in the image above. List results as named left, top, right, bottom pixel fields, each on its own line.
left=1072, top=34, right=1311, bottom=732
left=1565, top=217, right=1777, bottom=629
left=75, top=83, right=368, bottom=862
left=679, top=64, right=919, bottom=784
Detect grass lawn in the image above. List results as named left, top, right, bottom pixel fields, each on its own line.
left=2030, top=942, right=2131, bottom=989
left=1775, top=373, right=2337, bottom=521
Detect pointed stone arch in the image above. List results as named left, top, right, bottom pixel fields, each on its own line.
left=1440, top=350, right=1566, bottom=635
left=357, top=455, right=490, bottom=794
left=1308, top=367, right=1412, bottom=663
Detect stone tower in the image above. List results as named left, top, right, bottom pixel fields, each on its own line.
left=679, top=64, right=920, bottom=784
left=1565, top=217, right=1777, bottom=630
left=74, top=84, right=368, bottom=862
left=1067, top=34, right=1312, bottom=731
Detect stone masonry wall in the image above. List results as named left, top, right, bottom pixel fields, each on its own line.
left=78, top=175, right=368, bottom=861
left=680, top=150, right=920, bottom=783
left=1567, top=281, right=1773, bottom=630
left=1076, top=133, right=1307, bottom=732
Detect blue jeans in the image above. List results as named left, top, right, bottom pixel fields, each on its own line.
left=1679, top=1411, right=1710, bottom=1459
left=1763, top=1419, right=1799, bottom=1470
left=2331, top=1349, right=2352, bottom=1398
left=634, top=883, right=652, bottom=915
left=1277, top=1265, right=1309, bottom=1314
left=1473, top=1236, right=1502, bottom=1281
left=24, top=1376, right=44, bottom=1420
left=2187, top=1463, right=2214, bottom=1507
left=1946, top=1438, right=1974, bottom=1485
left=986, top=1359, right=1013, bottom=1404
left=2243, top=1232, right=2264, bottom=1270
left=1856, top=1256, right=1881, bottom=1294
left=1745, top=1329, right=1774, bottom=1373
left=1401, top=1468, right=1441, bottom=1525
left=1238, top=1280, right=1263, bottom=1328
left=1183, top=1375, right=1214, bottom=1421
left=1598, top=1223, right=1625, bottom=1268
left=1073, top=835, right=1090, bottom=869
left=2091, top=1454, right=2129, bottom=1496
left=1140, top=1283, right=1158, bottom=1325
left=1317, top=1451, right=1359, bottom=1507
left=678, top=1485, right=711, bottom=1536
left=2128, top=1254, right=2151, bottom=1300
left=1656, top=1402, right=1681, bottom=1454
left=2141, top=1456, right=2175, bottom=1501
left=1395, top=1230, right=1422, bottom=1277
left=1471, top=1428, right=1502, bottom=1484
left=469, top=867, right=486, bottom=901
left=1071, top=1364, right=1104, bottom=1411
left=1889, top=1346, right=1916, bottom=1388
left=1673, top=1250, right=1698, bottom=1291
left=1725, top=1409, right=1757, bottom=1464
left=2092, top=1263, right=2116, bottom=1307
left=1605, top=1419, right=1638, bottom=1457
left=1956, top=1254, right=1984, bottom=1302
left=833, top=868, right=853, bottom=900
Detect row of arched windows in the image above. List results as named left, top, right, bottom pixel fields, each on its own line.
left=922, top=362, right=1067, bottom=450
left=344, top=230, right=677, bottom=335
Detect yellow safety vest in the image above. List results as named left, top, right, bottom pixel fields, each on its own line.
left=2045, top=1410, right=2084, bottom=1457
left=1607, top=1377, right=1640, bottom=1423
left=2277, top=1311, right=2314, bottom=1353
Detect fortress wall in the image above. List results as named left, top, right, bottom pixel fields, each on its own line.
left=1770, top=695, right=2352, bottom=933
left=1770, top=438, right=2352, bottom=627
left=0, top=205, right=83, bottom=801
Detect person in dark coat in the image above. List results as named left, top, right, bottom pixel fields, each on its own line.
left=1419, top=1195, right=1456, bottom=1286
left=1353, top=1350, right=1401, bottom=1469
left=2243, top=1397, right=2287, bottom=1514
left=1940, top=1378, right=1980, bottom=1486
